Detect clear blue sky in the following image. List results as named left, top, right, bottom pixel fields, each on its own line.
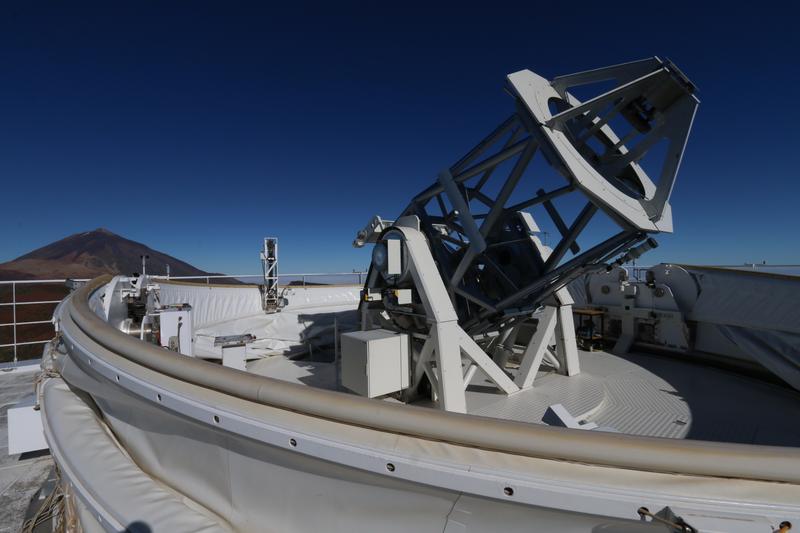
left=1, top=2, right=798, bottom=274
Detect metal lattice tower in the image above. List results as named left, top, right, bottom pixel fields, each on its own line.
left=261, top=237, right=280, bottom=313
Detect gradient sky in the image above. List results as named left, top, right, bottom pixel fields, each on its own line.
left=1, top=2, right=798, bottom=275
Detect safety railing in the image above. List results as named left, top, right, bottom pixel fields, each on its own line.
left=156, top=272, right=367, bottom=287
left=710, top=263, right=800, bottom=276
left=624, top=263, right=800, bottom=281
left=0, top=278, right=89, bottom=367
left=0, top=272, right=366, bottom=367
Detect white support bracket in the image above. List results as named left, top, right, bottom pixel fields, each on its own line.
left=515, top=286, right=580, bottom=390
left=515, top=306, right=558, bottom=389
left=214, top=334, right=254, bottom=372
left=396, top=225, right=519, bottom=413
left=433, top=322, right=467, bottom=413
left=458, top=328, right=519, bottom=395
left=553, top=287, right=580, bottom=377
left=221, top=345, right=247, bottom=371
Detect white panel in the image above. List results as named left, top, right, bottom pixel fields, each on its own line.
left=387, top=239, right=402, bottom=275
left=158, top=306, right=194, bottom=357
left=222, top=345, right=247, bottom=371
left=159, top=282, right=263, bottom=328
left=8, top=396, right=47, bottom=454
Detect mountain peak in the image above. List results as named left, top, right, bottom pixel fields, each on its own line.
left=0, top=229, right=213, bottom=281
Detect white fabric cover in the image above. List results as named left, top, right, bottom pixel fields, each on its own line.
left=566, top=276, right=589, bottom=306
left=174, top=285, right=361, bottom=358
left=158, top=282, right=264, bottom=328
left=686, top=267, right=800, bottom=334
left=53, top=351, right=800, bottom=532
left=57, top=359, right=462, bottom=533
left=194, top=304, right=358, bottom=358
left=716, top=324, right=800, bottom=390
left=683, top=267, right=800, bottom=390
left=281, top=285, right=360, bottom=310
left=41, top=378, right=232, bottom=533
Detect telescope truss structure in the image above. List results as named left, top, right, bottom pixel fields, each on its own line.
left=399, top=57, right=699, bottom=338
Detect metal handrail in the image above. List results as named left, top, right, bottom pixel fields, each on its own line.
left=154, top=272, right=366, bottom=279
left=0, top=272, right=368, bottom=285
left=623, top=264, right=800, bottom=281
left=0, top=300, right=64, bottom=306
left=0, top=278, right=92, bottom=365
left=0, top=272, right=367, bottom=366
left=2, top=263, right=794, bottom=365
left=0, top=278, right=91, bottom=285
left=153, top=272, right=368, bottom=287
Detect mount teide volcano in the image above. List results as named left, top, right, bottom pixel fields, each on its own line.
left=0, top=228, right=214, bottom=281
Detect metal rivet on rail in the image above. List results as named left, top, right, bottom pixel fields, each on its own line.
left=386, top=463, right=395, bottom=472
left=156, top=393, right=162, bottom=402
left=115, top=375, right=120, bottom=382
left=503, top=487, right=514, bottom=496
left=289, top=438, right=297, bottom=447
left=212, top=415, right=220, bottom=424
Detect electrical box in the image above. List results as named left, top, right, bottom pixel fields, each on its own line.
left=157, top=304, right=193, bottom=357
left=341, top=329, right=409, bottom=398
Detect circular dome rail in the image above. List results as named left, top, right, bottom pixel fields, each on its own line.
left=58, top=275, right=800, bottom=485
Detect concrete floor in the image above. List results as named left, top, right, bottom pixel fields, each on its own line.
left=0, top=366, right=53, bottom=533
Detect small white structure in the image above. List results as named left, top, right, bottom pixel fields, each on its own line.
left=341, top=329, right=409, bottom=398
left=8, top=396, right=47, bottom=455
left=157, top=304, right=193, bottom=356
left=215, top=334, right=255, bottom=371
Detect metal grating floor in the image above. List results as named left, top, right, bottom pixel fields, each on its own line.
left=250, top=349, right=800, bottom=445
left=465, top=350, right=800, bottom=445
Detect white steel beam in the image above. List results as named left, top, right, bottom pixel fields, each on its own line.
left=515, top=306, right=558, bottom=389
left=458, top=330, right=519, bottom=395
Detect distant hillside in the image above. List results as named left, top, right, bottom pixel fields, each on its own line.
left=0, top=228, right=214, bottom=281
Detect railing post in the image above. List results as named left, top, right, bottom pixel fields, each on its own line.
left=12, top=282, right=17, bottom=366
